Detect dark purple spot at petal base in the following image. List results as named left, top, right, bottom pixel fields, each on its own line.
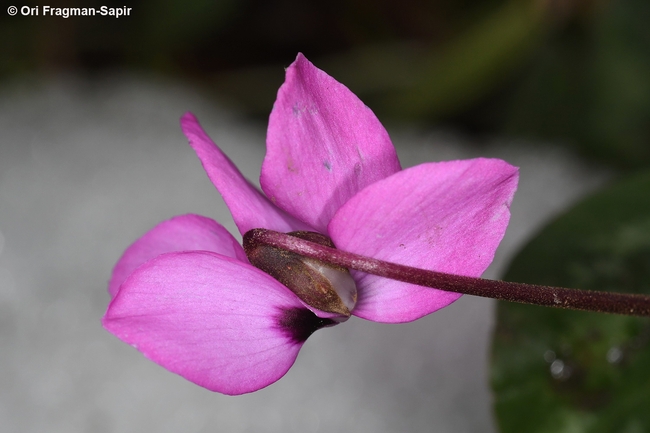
left=277, top=307, right=336, bottom=344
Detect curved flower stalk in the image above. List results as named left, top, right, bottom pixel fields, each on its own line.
left=102, top=53, right=519, bottom=395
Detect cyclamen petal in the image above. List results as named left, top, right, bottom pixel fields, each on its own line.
left=108, top=214, right=248, bottom=298
left=105, top=53, right=519, bottom=394
left=103, top=251, right=334, bottom=395
left=181, top=113, right=312, bottom=235
left=262, top=53, right=402, bottom=233
left=329, top=158, right=519, bottom=323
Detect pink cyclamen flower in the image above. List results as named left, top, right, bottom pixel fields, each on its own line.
left=103, top=53, right=519, bottom=395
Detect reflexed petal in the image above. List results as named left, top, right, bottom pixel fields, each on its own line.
left=262, top=53, right=401, bottom=233
left=181, top=113, right=311, bottom=235
left=108, top=214, right=247, bottom=298
left=103, top=251, right=333, bottom=395
left=329, top=158, right=519, bottom=323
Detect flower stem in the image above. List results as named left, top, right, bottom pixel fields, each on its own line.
left=244, top=228, right=650, bottom=317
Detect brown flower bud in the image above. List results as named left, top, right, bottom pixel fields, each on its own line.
left=243, top=231, right=357, bottom=319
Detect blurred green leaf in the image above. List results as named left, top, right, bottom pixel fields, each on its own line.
left=492, top=170, right=650, bottom=433
left=505, top=0, right=650, bottom=169
left=384, top=0, right=544, bottom=119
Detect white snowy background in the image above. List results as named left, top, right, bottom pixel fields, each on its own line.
left=0, top=74, right=609, bottom=433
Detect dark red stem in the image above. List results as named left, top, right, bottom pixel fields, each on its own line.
left=244, top=229, right=650, bottom=317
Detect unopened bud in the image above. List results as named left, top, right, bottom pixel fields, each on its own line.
left=243, top=231, right=357, bottom=319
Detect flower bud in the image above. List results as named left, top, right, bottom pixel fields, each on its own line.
left=243, top=231, right=357, bottom=319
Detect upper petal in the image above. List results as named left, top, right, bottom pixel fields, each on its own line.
left=328, top=158, right=519, bottom=323
left=103, top=251, right=331, bottom=395
left=261, top=53, right=402, bottom=233
left=108, top=214, right=247, bottom=298
left=181, top=112, right=311, bottom=235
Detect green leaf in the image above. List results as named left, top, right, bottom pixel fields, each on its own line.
left=492, top=170, right=650, bottom=433
left=385, top=0, right=544, bottom=120
left=505, top=0, right=650, bottom=169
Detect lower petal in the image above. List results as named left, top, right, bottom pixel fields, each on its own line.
left=103, top=251, right=332, bottom=395
left=328, top=158, right=519, bottom=323
left=108, top=214, right=247, bottom=298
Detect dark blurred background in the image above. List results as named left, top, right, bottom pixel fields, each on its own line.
left=3, top=0, right=649, bottom=170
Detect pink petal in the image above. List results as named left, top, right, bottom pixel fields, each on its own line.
left=261, top=53, right=402, bottom=233
left=181, top=112, right=312, bottom=235
left=103, top=251, right=334, bottom=395
left=329, top=158, right=519, bottom=323
left=108, top=214, right=247, bottom=298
